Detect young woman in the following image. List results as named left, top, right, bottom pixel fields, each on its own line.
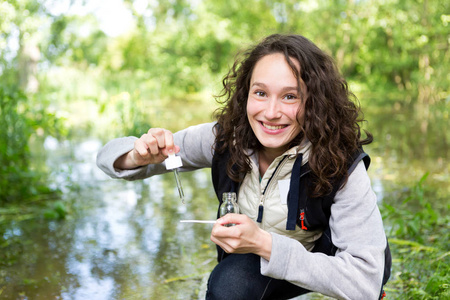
left=97, top=34, right=390, bottom=299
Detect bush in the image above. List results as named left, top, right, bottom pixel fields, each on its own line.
left=0, top=87, right=59, bottom=204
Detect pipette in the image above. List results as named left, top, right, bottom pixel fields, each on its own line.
left=180, top=220, right=216, bottom=224
left=165, top=152, right=185, bottom=204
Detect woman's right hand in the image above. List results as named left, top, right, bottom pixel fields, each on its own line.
left=114, top=128, right=180, bottom=169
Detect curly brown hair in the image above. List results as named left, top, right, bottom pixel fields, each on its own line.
left=214, top=34, right=372, bottom=197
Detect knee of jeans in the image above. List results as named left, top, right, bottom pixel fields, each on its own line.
left=206, top=263, right=258, bottom=300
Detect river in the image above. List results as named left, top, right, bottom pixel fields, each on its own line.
left=0, top=106, right=448, bottom=299
left=1, top=137, right=221, bottom=299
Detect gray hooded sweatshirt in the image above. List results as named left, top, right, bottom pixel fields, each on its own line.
left=96, top=122, right=387, bottom=300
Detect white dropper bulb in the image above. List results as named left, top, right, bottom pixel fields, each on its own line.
left=165, top=152, right=185, bottom=204
left=165, top=153, right=182, bottom=170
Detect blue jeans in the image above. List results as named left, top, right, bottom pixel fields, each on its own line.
left=206, top=253, right=309, bottom=300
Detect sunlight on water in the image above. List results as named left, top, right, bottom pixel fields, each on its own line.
left=22, top=136, right=217, bottom=299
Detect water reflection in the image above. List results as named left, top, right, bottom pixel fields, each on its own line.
left=1, top=137, right=218, bottom=299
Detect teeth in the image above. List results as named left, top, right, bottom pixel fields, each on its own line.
left=263, top=123, right=286, bottom=130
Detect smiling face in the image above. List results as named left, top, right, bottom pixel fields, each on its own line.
left=246, top=53, right=305, bottom=158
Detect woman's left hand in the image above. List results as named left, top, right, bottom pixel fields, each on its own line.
left=210, top=214, right=272, bottom=260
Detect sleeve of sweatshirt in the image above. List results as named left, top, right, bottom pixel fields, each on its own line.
left=96, top=122, right=216, bottom=180
left=260, top=161, right=386, bottom=300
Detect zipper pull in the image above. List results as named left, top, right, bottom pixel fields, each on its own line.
left=300, top=209, right=308, bottom=230
left=257, top=196, right=264, bottom=223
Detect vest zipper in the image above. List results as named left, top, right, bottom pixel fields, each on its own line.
left=299, top=169, right=311, bottom=229
left=299, top=209, right=308, bottom=230
left=257, top=156, right=289, bottom=226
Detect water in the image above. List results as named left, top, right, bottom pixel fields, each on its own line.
left=0, top=137, right=218, bottom=299
left=1, top=105, right=448, bottom=299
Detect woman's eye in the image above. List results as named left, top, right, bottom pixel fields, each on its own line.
left=255, top=91, right=266, bottom=97
left=284, top=94, right=298, bottom=100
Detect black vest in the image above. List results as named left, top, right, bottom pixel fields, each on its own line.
left=211, top=146, right=391, bottom=290
left=212, top=147, right=370, bottom=232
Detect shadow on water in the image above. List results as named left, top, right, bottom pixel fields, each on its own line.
left=1, top=137, right=218, bottom=299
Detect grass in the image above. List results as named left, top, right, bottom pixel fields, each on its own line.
left=381, top=173, right=450, bottom=299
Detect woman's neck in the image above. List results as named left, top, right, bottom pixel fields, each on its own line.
left=258, top=148, right=285, bottom=177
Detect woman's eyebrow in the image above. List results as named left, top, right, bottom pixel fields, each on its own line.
left=251, top=82, right=299, bottom=92
left=250, top=82, right=267, bottom=88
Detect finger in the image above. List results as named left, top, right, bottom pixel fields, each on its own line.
left=140, top=133, right=160, bottom=155
left=173, top=145, right=181, bottom=154
left=148, top=128, right=167, bottom=150
left=210, top=234, right=221, bottom=246
left=134, top=139, right=150, bottom=158
left=211, top=222, right=228, bottom=238
left=211, top=222, right=242, bottom=240
left=216, top=213, right=247, bottom=226
left=163, top=129, right=175, bottom=154
left=210, top=231, right=234, bottom=251
left=210, top=232, right=243, bottom=254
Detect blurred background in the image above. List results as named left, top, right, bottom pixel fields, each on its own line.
left=0, top=0, right=448, bottom=299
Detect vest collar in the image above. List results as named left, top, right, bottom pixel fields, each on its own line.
left=247, top=139, right=312, bottom=167
left=286, top=139, right=311, bottom=166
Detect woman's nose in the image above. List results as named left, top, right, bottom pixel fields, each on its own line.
left=264, top=98, right=282, bottom=119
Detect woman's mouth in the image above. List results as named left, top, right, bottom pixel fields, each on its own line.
left=261, top=122, right=288, bottom=130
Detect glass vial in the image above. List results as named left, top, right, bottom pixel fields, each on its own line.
left=219, top=192, right=239, bottom=226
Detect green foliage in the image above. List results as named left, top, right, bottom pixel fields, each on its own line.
left=383, top=173, right=437, bottom=242
left=1, top=87, right=38, bottom=202
left=43, top=201, right=68, bottom=220
left=0, top=86, right=64, bottom=204
left=46, top=14, right=108, bottom=66
left=382, top=174, right=450, bottom=299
